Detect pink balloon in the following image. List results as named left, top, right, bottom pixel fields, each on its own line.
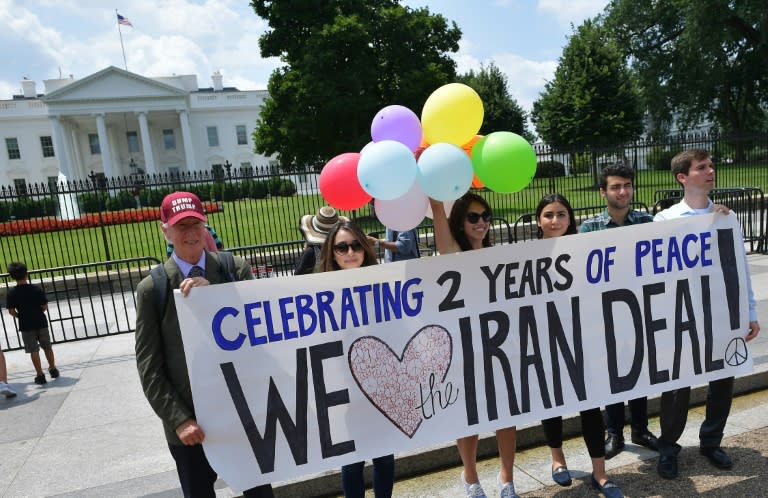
left=374, top=181, right=428, bottom=231
left=371, top=105, right=423, bottom=152
left=319, top=153, right=372, bottom=210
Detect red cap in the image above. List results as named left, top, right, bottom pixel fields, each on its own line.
left=160, top=191, right=207, bottom=226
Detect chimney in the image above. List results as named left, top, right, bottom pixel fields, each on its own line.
left=21, top=78, right=36, bottom=98
left=212, top=70, right=223, bottom=91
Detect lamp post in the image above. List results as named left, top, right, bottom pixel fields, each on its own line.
left=222, top=160, right=240, bottom=246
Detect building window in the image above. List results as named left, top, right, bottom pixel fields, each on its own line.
left=212, top=163, right=224, bottom=179
left=162, top=129, right=176, bottom=150
left=6, top=138, right=20, bottom=160
left=236, top=125, right=248, bottom=145
left=40, top=136, right=55, bottom=157
left=89, top=134, right=101, bottom=154
left=168, top=166, right=180, bottom=177
left=207, top=126, right=219, bottom=147
left=127, top=131, right=140, bottom=153
left=13, top=178, right=27, bottom=195
left=47, top=176, right=59, bottom=193
left=92, top=172, right=107, bottom=189
left=240, top=161, right=253, bottom=177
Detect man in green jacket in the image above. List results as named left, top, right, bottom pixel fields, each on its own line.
left=134, top=191, right=273, bottom=498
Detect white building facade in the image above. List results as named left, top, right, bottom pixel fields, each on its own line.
left=0, top=66, right=272, bottom=190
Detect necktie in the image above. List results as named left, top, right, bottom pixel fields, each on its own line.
left=188, top=265, right=205, bottom=278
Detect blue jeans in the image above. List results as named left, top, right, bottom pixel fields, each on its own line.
left=341, top=454, right=395, bottom=498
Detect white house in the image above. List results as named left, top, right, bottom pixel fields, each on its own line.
left=0, top=66, right=273, bottom=191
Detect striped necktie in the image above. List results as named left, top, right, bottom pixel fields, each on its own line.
left=188, top=265, right=205, bottom=278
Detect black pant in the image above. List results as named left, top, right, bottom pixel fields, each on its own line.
left=169, top=443, right=274, bottom=498
left=340, top=454, right=395, bottom=498
left=542, top=408, right=606, bottom=458
left=605, top=396, right=649, bottom=437
left=657, top=377, right=734, bottom=456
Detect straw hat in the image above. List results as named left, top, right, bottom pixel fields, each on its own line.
left=299, top=206, right=349, bottom=244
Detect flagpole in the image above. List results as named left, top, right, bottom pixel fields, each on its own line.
left=116, top=8, right=128, bottom=70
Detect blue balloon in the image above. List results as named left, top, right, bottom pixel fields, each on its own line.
left=416, top=142, right=473, bottom=201
left=358, top=140, right=418, bottom=200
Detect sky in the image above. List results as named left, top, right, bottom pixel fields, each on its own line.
left=0, top=0, right=609, bottom=114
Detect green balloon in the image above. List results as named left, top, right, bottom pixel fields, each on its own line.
left=471, top=131, right=536, bottom=193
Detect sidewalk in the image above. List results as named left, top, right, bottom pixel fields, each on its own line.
left=2, top=253, right=768, bottom=497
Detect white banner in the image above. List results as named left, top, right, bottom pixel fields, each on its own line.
left=175, top=213, right=753, bottom=491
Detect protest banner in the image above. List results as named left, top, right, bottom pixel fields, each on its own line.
left=175, top=213, right=753, bottom=491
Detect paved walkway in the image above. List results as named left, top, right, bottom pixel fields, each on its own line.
left=3, top=254, right=768, bottom=498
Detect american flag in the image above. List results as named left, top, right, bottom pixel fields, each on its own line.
left=117, top=13, right=133, bottom=27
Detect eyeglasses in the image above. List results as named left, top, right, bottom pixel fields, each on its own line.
left=466, top=210, right=492, bottom=223
left=333, top=240, right=364, bottom=255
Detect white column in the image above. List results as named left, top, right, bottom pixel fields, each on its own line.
left=95, top=113, right=114, bottom=178
left=49, top=116, right=72, bottom=178
left=178, top=109, right=197, bottom=171
left=69, top=127, right=83, bottom=179
left=137, top=111, right=156, bottom=175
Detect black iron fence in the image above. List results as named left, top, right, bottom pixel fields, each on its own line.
left=1, top=131, right=767, bottom=349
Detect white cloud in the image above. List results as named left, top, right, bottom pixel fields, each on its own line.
left=537, top=0, right=607, bottom=27
left=452, top=34, right=557, bottom=113
left=492, top=53, right=557, bottom=112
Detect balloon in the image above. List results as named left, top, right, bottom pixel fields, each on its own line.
left=374, top=181, right=428, bottom=231
left=414, top=138, right=430, bottom=160
left=426, top=199, right=456, bottom=219
left=319, top=152, right=372, bottom=210
left=371, top=105, right=422, bottom=151
left=471, top=174, right=485, bottom=189
left=357, top=140, right=418, bottom=200
left=471, top=132, right=537, bottom=193
left=461, top=135, right=483, bottom=158
left=360, top=141, right=375, bottom=155
left=421, top=83, right=483, bottom=146
left=416, top=142, right=474, bottom=201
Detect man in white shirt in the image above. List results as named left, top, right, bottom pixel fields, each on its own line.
left=653, top=149, right=760, bottom=479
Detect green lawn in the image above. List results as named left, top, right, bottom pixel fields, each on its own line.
left=2, top=163, right=766, bottom=271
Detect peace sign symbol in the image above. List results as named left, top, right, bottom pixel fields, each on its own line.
left=725, top=338, right=748, bottom=367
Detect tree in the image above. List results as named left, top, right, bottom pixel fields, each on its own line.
left=605, top=0, right=768, bottom=138
left=531, top=19, right=644, bottom=151
left=457, top=62, right=533, bottom=142
left=251, top=0, right=461, bottom=171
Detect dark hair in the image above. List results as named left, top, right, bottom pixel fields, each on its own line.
left=535, top=193, right=577, bottom=239
left=317, top=221, right=378, bottom=272
left=7, top=261, right=28, bottom=280
left=671, top=149, right=711, bottom=181
left=599, top=162, right=635, bottom=191
left=448, top=192, right=493, bottom=251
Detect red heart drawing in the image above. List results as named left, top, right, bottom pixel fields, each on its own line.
left=348, top=324, right=453, bottom=438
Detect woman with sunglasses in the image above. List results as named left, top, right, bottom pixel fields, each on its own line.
left=316, top=220, right=395, bottom=497
left=429, top=192, right=518, bottom=498
left=535, top=193, right=624, bottom=498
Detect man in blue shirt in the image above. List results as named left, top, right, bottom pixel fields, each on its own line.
left=369, top=228, right=420, bottom=262
left=654, top=149, right=760, bottom=479
left=580, top=163, right=658, bottom=460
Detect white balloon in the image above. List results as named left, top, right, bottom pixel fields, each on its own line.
left=374, top=181, right=428, bottom=231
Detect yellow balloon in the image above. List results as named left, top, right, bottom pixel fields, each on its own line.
left=421, top=83, right=484, bottom=146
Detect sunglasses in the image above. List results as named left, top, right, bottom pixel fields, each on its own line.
left=466, top=210, right=492, bottom=223
left=333, top=240, right=364, bottom=255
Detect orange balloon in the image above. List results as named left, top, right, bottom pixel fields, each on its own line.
left=461, top=134, right=484, bottom=158
left=471, top=173, right=485, bottom=189
left=414, top=138, right=430, bottom=160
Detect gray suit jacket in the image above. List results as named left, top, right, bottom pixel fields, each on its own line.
left=134, top=251, right=253, bottom=444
